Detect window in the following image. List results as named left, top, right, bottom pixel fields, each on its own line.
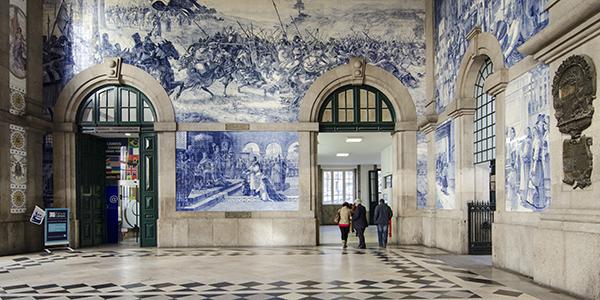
left=318, top=85, right=395, bottom=131
left=322, top=170, right=355, bottom=204
left=473, top=58, right=496, bottom=164
left=77, top=85, right=156, bottom=126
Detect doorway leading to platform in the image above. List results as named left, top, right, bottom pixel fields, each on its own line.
left=75, top=85, right=158, bottom=247
left=315, top=85, right=395, bottom=246
left=317, top=132, right=392, bottom=245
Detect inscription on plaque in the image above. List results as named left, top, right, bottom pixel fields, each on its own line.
left=563, top=136, right=593, bottom=189
left=225, top=123, right=250, bottom=131
left=552, top=55, right=596, bottom=189
left=225, top=211, right=252, bottom=218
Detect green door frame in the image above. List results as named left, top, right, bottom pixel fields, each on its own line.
left=140, top=132, right=158, bottom=247
left=75, top=85, right=159, bottom=247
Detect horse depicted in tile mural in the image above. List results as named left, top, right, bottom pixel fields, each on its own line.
left=42, top=0, right=427, bottom=123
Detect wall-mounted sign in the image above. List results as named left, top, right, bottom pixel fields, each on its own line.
left=29, top=206, right=45, bottom=225
left=44, top=208, right=70, bottom=246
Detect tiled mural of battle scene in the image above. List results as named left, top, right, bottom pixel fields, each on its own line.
left=42, top=0, right=427, bottom=122
left=434, top=0, right=549, bottom=112
left=504, top=64, right=551, bottom=212
left=176, top=131, right=299, bottom=211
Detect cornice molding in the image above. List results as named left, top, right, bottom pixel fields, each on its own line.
left=519, top=5, right=600, bottom=64
left=484, top=68, right=509, bottom=96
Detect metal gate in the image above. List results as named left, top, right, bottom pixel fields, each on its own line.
left=467, top=201, right=494, bottom=255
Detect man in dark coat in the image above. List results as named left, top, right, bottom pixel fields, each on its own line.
left=373, top=199, right=393, bottom=247
left=352, top=199, right=368, bottom=249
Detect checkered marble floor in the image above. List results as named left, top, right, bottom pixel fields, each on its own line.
left=0, top=245, right=574, bottom=300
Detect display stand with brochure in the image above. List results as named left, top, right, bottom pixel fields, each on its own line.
left=44, top=208, right=74, bottom=253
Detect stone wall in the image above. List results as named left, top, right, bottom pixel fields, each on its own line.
left=0, top=0, right=49, bottom=256
left=492, top=2, right=600, bottom=299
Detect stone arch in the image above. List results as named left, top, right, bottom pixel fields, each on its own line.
left=54, top=57, right=175, bottom=124
left=299, top=57, right=418, bottom=246
left=453, top=31, right=506, bottom=108
left=52, top=57, right=175, bottom=248
left=299, top=57, right=417, bottom=129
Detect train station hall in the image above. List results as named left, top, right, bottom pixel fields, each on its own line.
left=0, top=0, right=599, bottom=299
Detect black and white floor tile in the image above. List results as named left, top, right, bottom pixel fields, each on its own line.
left=0, top=245, right=574, bottom=300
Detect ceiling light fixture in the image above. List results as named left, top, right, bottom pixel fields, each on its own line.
left=345, top=137, right=363, bottom=143
left=336, top=153, right=350, bottom=157
left=124, top=133, right=132, bottom=136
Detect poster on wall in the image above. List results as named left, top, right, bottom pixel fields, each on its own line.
left=435, top=120, right=455, bottom=209
left=504, top=64, right=551, bottom=212
left=105, top=140, right=123, bottom=180
left=176, top=131, right=299, bottom=211
left=42, top=0, right=427, bottom=122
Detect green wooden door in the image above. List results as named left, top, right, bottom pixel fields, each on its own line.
left=77, top=134, right=106, bottom=247
left=140, top=132, right=158, bottom=247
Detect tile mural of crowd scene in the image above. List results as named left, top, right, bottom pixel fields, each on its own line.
left=435, top=121, right=455, bottom=209
left=42, top=0, right=427, bottom=122
left=176, top=131, right=299, bottom=211
left=434, top=0, right=549, bottom=113
left=417, top=132, right=428, bottom=209
left=504, top=64, right=550, bottom=212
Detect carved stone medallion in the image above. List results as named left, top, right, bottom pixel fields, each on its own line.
left=552, top=55, right=596, bottom=139
left=563, top=135, right=593, bottom=189
left=553, top=55, right=596, bottom=189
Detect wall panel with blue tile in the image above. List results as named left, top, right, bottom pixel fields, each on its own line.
left=42, top=0, right=427, bottom=123
left=434, top=0, right=550, bottom=113
left=504, top=64, right=551, bottom=212
left=175, top=131, right=299, bottom=212
left=435, top=120, right=455, bottom=209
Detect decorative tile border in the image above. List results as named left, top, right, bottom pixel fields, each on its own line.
left=9, top=124, right=27, bottom=214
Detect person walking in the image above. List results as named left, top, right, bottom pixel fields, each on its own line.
left=352, top=199, right=368, bottom=249
left=335, top=202, right=353, bottom=248
left=373, top=199, right=393, bottom=248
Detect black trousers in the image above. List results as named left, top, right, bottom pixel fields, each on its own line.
left=339, top=226, right=350, bottom=241
left=355, top=227, right=366, bottom=248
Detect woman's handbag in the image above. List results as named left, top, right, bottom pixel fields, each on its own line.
left=333, top=210, right=341, bottom=224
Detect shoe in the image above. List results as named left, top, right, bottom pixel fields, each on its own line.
left=343, top=242, right=347, bottom=249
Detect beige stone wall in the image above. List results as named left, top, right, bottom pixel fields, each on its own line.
left=492, top=2, right=600, bottom=299
left=0, top=0, right=49, bottom=256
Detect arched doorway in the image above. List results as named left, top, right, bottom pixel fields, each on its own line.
left=299, top=57, right=418, bottom=245
left=75, top=85, right=157, bottom=247
left=53, top=58, right=176, bottom=248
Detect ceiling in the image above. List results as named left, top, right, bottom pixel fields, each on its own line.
left=317, top=132, right=392, bottom=165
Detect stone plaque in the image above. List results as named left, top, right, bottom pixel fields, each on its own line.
left=553, top=55, right=596, bottom=189
left=552, top=55, right=596, bottom=139
left=563, top=136, right=593, bottom=189
left=225, top=211, right=252, bottom=218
